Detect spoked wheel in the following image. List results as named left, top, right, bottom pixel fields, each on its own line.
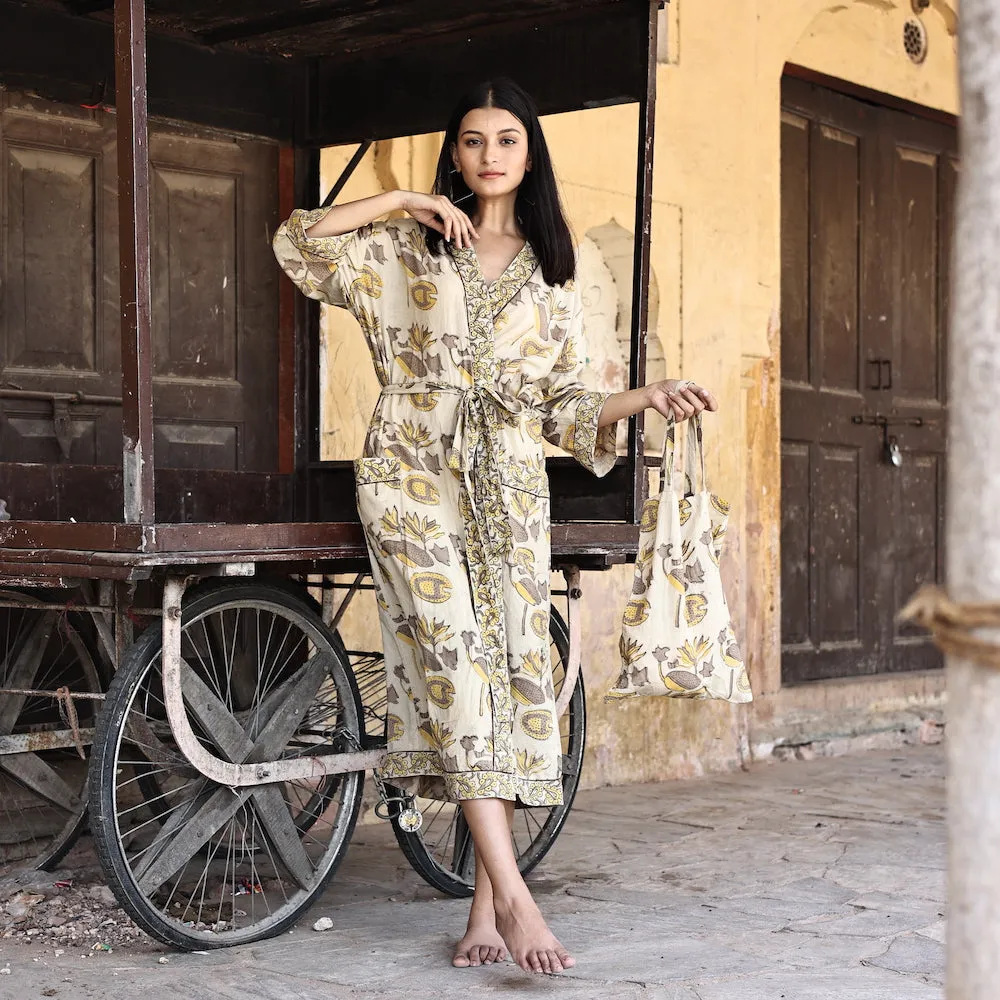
left=390, top=606, right=586, bottom=898
left=0, top=589, right=102, bottom=870
left=90, top=580, right=365, bottom=950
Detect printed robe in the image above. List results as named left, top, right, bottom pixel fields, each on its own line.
left=273, top=211, right=618, bottom=805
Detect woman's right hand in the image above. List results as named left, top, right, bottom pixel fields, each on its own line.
left=399, top=191, right=479, bottom=249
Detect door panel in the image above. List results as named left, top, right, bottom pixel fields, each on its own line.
left=811, top=121, right=861, bottom=393
left=147, top=128, right=278, bottom=473
left=0, top=92, right=279, bottom=475
left=5, top=144, right=98, bottom=371
left=0, top=92, right=121, bottom=464
left=151, top=167, right=239, bottom=381
left=780, top=77, right=954, bottom=683
left=813, top=445, right=862, bottom=645
left=894, top=146, right=941, bottom=401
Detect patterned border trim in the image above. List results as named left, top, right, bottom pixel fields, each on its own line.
left=380, top=751, right=563, bottom=807
left=575, top=390, right=618, bottom=476
left=445, top=245, right=517, bottom=780
left=488, top=244, right=539, bottom=318
left=284, top=207, right=364, bottom=263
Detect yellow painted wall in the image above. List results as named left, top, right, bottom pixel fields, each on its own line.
left=318, top=0, right=958, bottom=788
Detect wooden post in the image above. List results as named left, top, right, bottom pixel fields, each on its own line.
left=114, top=0, right=155, bottom=524
left=627, top=0, right=660, bottom=524
left=947, top=2, right=1000, bottom=995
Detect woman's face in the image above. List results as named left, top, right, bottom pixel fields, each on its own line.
left=451, top=106, right=531, bottom=201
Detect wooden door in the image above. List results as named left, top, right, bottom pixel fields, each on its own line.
left=780, top=78, right=955, bottom=683
left=0, top=92, right=121, bottom=464
left=0, top=91, right=279, bottom=474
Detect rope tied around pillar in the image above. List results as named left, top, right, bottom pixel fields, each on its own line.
left=898, top=585, right=1000, bottom=669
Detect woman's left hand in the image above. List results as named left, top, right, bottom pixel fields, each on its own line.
left=646, top=380, right=719, bottom=422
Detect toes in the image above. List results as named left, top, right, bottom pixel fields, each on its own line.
left=537, top=950, right=553, bottom=975
left=548, top=950, right=564, bottom=974
left=468, top=945, right=482, bottom=967
left=558, top=949, right=575, bottom=969
left=453, top=952, right=471, bottom=968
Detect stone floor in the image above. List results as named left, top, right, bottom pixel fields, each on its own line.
left=0, top=746, right=946, bottom=999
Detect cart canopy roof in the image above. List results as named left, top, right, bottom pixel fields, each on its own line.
left=3, top=0, right=656, bottom=142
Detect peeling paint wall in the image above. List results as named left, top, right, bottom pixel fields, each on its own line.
left=317, top=0, right=958, bottom=788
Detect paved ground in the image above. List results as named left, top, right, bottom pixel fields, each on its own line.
left=0, top=746, right=946, bottom=999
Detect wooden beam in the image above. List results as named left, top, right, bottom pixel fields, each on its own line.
left=277, top=146, right=297, bottom=476
left=626, top=1, right=660, bottom=524
left=198, top=2, right=363, bottom=46
left=311, top=9, right=649, bottom=145
left=65, top=0, right=114, bottom=13
left=114, top=0, right=156, bottom=524
left=321, top=141, right=373, bottom=207
left=0, top=1, right=296, bottom=141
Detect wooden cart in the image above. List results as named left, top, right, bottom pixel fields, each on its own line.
left=0, top=0, right=662, bottom=950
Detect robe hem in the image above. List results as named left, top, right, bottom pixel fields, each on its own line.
left=379, top=751, right=563, bottom=806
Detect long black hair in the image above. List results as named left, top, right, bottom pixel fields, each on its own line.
left=425, top=78, right=576, bottom=286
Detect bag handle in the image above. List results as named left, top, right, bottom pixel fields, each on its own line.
left=660, top=414, right=706, bottom=496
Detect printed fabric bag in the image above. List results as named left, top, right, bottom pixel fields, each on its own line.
left=608, top=414, right=752, bottom=703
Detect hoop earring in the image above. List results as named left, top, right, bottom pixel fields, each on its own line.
left=448, top=168, right=474, bottom=204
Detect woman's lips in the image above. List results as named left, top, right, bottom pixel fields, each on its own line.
left=478, top=172, right=504, bottom=178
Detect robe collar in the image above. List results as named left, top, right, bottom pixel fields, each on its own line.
left=449, top=241, right=539, bottom=321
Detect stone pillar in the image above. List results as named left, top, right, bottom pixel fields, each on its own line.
left=947, top=2, right=1000, bottom=996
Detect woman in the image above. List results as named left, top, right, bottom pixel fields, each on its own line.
left=273, top=78, right=717, bottom=975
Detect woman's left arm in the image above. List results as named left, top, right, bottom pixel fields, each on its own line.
left=597, top=380, right=719, bottom=429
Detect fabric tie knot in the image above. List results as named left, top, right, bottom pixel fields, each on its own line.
left=380, top=381, right=525, bottom=559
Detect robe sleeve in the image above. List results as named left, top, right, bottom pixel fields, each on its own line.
left=536, top=281, right=620, bottom=477
left=271, top=207, right=390, bottom=310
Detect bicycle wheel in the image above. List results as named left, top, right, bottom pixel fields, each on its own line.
left=90, top=579, right=365, bottom=950
left=390, top=605, right=586, bottom=898
left=0, top=589, right=102, bottom=870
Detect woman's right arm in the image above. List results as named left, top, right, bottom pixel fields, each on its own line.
left=305, top=190, right=479, bottom=249
left=303, top=191, right=404, bottom=238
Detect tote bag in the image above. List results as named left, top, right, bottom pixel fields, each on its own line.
left=608, top=415, right=752, bottom=703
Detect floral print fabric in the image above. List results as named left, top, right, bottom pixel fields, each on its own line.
left=609, top=416, right=752, bottom=704
left=273, top=210, right=618, bottom=805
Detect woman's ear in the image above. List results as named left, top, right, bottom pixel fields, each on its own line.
left=526, top=154, right=533, bottom=172
left=450, top=144, right=461, bottom=172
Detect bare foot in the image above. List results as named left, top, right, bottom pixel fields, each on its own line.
left=494, top=892, right=575, bottom=975
left=453, top=917, right=508, bottom=968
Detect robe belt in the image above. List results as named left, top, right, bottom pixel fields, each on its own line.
left=380, top=382, right=527, bottom=559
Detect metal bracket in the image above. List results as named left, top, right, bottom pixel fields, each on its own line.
left=556, top=567, right=583, bottom=720
left=851, top=414, right=935, bottom=428
left=321, top=141, right=373, bottom=208
left=52, top=399, right=73, bottom=459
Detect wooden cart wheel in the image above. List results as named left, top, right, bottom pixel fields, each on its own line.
left=387, top=606, right=586, bottom=898
left=0, top=589, right=102, bottom=871
left=89, top=580, right=365, bottom=950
